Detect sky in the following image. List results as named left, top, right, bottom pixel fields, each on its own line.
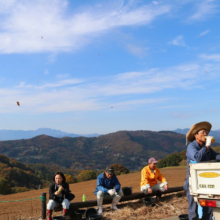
left=0, top=0, right=220, bottom=134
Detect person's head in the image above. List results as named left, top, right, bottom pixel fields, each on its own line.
left=148, top=157, right=158, bottom=170
left=186, top=121, right=211, bottom=144
left=105, top=166, right=114, bottom=179
left=53, top=172, right=66, bottom=185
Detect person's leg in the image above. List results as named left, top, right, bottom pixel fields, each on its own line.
left=97, top=191, right=104, bottom=214
left=111, top=190, right=123, bottom=210
left=47, top=200, right=57, bottom=220
left=141, top=184, right=151, bottom=195
left=202, top=207, right=213, bottom=220
left=62, top=199, right=70, bottom=216
left=186, top=189, right=198, bottom=220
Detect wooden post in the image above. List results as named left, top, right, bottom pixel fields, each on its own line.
left=41, top=192, right=46, bottom=219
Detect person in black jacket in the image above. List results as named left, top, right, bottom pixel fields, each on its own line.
left=47, top=172, right=75, bottom=220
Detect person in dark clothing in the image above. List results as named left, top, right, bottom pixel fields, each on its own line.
left=184, top=121, right=220, bottom=220
left=47, top=172, right=75, bottom=220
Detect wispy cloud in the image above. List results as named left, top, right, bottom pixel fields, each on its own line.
left=57, top=74, right=70, bottom=79
left=200, top=53, right=220, bottom=62
left=188, top=0, right=218, bottom=21
left=172, top=112, right=194, bottom=119
left=1, top=62, right=220, bottom=114
left=44, top=70, right=49, bottom=75
left=126, top=44, right=148, bottom=57
left=0, top=0, right=171, bottom=54
left=168, top=35, right=186, bottom=46
left=200, top=29, right=210, bottom=37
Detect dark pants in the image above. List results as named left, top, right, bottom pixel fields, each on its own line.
left=184, top=179, right=213, bottom=220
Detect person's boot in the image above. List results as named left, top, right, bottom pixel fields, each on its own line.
left=63, top=208, right=69, bottom=216
left=97, top=197, right=103, bottom=214
left=156, top=191, right=162, bottom=201
left=111, top=195, right=121, bottom=210
left=47, top=210, right=53, bottom=220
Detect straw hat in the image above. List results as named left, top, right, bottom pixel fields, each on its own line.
left=186, top=121, right=212, bottom=143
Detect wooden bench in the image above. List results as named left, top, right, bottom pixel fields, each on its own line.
left=54, top=186, right=184, bottom=214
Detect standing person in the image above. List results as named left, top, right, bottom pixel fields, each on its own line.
left=94, top=166, right=122, bottom=214
left=140, top=157, right=168, bottom=200
left=184, top=121, right=220, bottom=220
left=47, top=172, right=75, bottom=220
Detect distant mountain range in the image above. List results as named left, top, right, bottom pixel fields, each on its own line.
left=0, top=130, right=189, bottom=171
left=173, top=128, right=220, bottom=142
left=1, top=127, right=220, bottom=142
left=0, top=128, right=100, bottom=141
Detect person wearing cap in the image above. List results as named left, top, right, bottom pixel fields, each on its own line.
left=94, top=166, right=122, bottom=214
left=184, top=121, right=220, bottom=220
left=140, top=157, right=168, bottom=199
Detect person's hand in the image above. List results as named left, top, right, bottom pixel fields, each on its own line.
left=147, top=188, right=152, bottom=194
left=108, top=189, right=115, bottom=196
left=54, top=191, right=61, bottom=195
left=206, top=136, right=213, bottom=147
left=165, top=184, right=168, bottom=191
left=59, top=186, right=64, bottom=191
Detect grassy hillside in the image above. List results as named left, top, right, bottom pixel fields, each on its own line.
left=0, top=130, right=186, bottom=171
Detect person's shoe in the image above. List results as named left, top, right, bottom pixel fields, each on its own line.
left=62, top=208, right=69, bottom=216
left=156, top=191, right=162, bottom=201
left=98, top=206, right=103, bottom=214
left=47, top=210, right=53, bottom=220
left=111, top=205, right=118, bottom=210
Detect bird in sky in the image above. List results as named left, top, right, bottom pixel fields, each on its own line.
left=17, top=101, right=20, bottom=106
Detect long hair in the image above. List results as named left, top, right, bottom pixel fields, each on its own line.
left=53, top=171, right=66, bottom=183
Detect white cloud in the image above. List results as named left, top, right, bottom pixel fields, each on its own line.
left=188, top=0, right=218, bottom=21
left=44, top=70, right=49, bottom=75
left=0, top=0, right=171, bottom=54
left=200, top=29, right=210, bottom=37
left=152, top=1, right=159, bottom=5
left=168, top=35, right=186, bottom=46
left=1, top=62, right=219, bottom=114
left=200, top=53, right=220, bottom=62
left=126, top=44, right=148, bottom=57
left=57, top=73, right=70, bottom=79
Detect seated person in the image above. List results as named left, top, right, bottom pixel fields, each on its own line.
left=47, top=172, right=75, bottom=220
left=94, top=166, right=122, bottom=214
left=140, top=157, right=168, bottom=200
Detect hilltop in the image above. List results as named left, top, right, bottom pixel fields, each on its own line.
left=0, top=130, right=187, bottom=171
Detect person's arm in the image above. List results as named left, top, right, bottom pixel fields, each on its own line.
left=141, top=167, right=150, bottom=189
left=62, top=183, right=70, bottom=196
left=209, top=147, right=220, bottom=160
left=96, top=176, right=109, bottom=193
left=113, top=176, right=121, bottom=192
left=49, top=183, right=56, bottom=199
left=157, top=169, right=167, bottom=185
left=187, top=142, right=206, bottom=162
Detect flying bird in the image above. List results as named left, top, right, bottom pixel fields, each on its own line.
left=111, top=107, right=113, bottom=108
left=98, top=54, right=100, bottom=56
left=41, top=37, right=43, bottom=39
left=17, top=101, right=20, bottom=106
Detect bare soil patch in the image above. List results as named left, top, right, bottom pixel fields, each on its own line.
left=0, top=167, right=187, bottom=220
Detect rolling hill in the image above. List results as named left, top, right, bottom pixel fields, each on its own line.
left=0, top=130, right=187, bottom=171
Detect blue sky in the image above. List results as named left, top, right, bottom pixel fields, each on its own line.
left=0, top=0, right=220, bottom=134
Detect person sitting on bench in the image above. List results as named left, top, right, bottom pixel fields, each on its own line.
left=47, top=172, right=75, bottom=220
left=140, top=157, right=168, bottom=200
left=94, top=166, right=122, bottom=214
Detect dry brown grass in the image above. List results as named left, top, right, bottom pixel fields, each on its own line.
left=99, top=191, right=188, bottom=220
left=0, top=167, right=187, bottom=220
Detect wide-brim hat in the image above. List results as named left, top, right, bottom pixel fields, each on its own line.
left=186, top=121, right=212, bottom=143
